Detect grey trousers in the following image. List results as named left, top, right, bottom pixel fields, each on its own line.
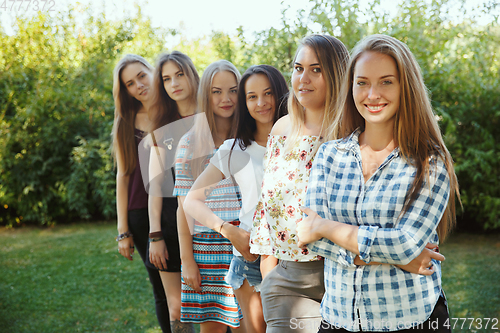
left=260, top=259, right=325, bottom=333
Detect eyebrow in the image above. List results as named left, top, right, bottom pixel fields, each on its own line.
left=246, top=87, right=271, bottom=95
left=162, top=70, right=183, bottom=78
left=356, top=74, right=397, bottom=79
left=295, top=62, right=320, bottom=67
left=125, top=71, right=144, bottom=84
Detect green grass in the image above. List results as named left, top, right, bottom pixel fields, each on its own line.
left=0, top=221, right=499, bottom=333
left=440, top=233, right=500, bottom=332
left=0, top=222, right=163, bottom=333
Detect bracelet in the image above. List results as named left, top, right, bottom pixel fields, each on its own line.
left=149, top=231, right=163, bottom=239
left=219, top=221, right=229, bottom=233
left=150, top=237, right=164, bottom=242
left=116, top=231, right=132, bottom=242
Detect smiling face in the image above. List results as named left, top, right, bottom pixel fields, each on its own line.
left=353, top=51, right=400, bottom=129
left=245, top=74, right=276, bottom=127
left=211, top=70, right=238, bottom=119
left=121, top=62, right=153, bottom=103
left=291, top=46, right=326, bottom=113
left=161, top=60, right=192, bottom=102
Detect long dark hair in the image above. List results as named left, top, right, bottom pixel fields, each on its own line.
left=150, top=51, right=199, bottom=132
left=232, top=65, right=289, bottom=151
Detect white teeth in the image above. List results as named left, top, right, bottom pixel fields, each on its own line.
left=367, top=105, right=384, bottom=111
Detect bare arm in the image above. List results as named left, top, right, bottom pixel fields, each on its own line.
left=260, top=255, right=278, bottom=279
left=147, top=147, right=169, bottom=270
left=184, top=164, right=258, bottom=261
left=177, top=196, right=202, bottom=292
left=116, top=148, right=134, bottom=261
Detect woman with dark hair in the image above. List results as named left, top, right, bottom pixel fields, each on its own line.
left=184, top=64, right=289, bottom=333
left=297, top=34, right=458, bottom=332
left=146, top=50, right=199, bottom=333
left=111, top=54, right=171, bottom=333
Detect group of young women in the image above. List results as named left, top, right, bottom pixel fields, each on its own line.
left=112, top=33, right=459, bottom=333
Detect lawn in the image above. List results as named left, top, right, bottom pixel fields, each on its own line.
left=0, top=221, right=499, bottom=333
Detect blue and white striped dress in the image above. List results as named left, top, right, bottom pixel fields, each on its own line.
left=173, top=132, right=242, bottom=328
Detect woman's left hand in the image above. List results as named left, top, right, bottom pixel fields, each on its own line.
left=296, top=207, right=325, bottom=248
left=396, top=243, right=445, bottom=275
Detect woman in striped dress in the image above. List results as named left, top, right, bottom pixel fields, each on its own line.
left=174, top=60, right=243, bottom=333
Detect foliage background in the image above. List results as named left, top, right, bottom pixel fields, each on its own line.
left=0, top=0, right=499, bottom=230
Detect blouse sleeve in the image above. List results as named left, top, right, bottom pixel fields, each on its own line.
left=210, top=139, right=233, bottom=178
left=357, top=156, right=450, bottom=265
left=249, top=136, right=274, bottom=256
left=305, top=143, right=357, bottom=267
left=173, top=133, right=194, bottom=197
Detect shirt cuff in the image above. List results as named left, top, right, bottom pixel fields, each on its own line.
left=308, top=238, right=356, bottom=267
left=357, top=225, right=378, bottom=263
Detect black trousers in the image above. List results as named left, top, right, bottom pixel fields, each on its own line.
left=318, top=295, right=451, bottom=333
left=128, top=208, right=171, bottom=333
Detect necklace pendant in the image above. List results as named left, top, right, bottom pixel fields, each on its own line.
left=164, top=138, right=174, bottom=150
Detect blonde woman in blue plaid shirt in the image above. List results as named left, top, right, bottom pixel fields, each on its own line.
left=297, top=35, right=460, bottom=332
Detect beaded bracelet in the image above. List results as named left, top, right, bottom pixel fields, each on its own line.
left=116, top=231, right=132, bottom=242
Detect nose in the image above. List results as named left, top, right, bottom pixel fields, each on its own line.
left=257, top=95, right=267, bottom=107
left=299, top=70, right=310, bottom=83
left=171, top=77, right=179, bottom=87
left=137, top=80, right=145, bottom=88
left=222, top=91, right=231, bottom=102
left=368, top=85, right=380, bottom=100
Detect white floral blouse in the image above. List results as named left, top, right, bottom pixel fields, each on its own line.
left=250, top=135, right=323, bottom=262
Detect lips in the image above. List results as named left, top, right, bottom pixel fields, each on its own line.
left=173, top=89, right=183, bottom=94
left=221, top=105, right=233, bottom=111
left=365, top=104, right=387, bottom=113
left=256, top=108, right=271, bottom=115
left=139, top=88, right=148, bottom=96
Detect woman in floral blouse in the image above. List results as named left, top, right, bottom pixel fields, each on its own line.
left=297, top=34, right=459, bottom=332
left=249, top=34, right=350, bottom=333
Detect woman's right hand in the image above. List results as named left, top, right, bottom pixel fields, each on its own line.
left=149, top=240, right=169, bottom=270
left=354, top=243, right=445, bottom=276
left=118, top=237, right=134, bottom=261
left=222, top=223, right=258, bottom=262
left=182, top=258, right=202, bottom=292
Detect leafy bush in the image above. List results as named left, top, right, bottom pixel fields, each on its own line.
left=0, top=7, right=170, bottom=226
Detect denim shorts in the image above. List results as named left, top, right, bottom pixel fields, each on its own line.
left=225, top=255, right=262, bottom=292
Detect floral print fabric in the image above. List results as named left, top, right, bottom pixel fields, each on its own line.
left=250, top=135, right=323, bottom=262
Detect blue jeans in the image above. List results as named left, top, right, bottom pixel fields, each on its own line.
left=225, top=255, right=263, bottom=292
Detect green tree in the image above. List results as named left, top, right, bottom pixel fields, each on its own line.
left=0, top=6, right=171, bottom=226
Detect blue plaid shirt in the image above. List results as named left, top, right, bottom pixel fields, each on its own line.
left=306, top=129, right=450, bottom=332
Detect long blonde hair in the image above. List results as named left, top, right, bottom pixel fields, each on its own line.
left=285, top=34, right=349, bottom=153
left=329, top=34, right=460, bottom=241
left=182, top=60, right=241, bottom=178
left=111, top=54, right=154, bottom=175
